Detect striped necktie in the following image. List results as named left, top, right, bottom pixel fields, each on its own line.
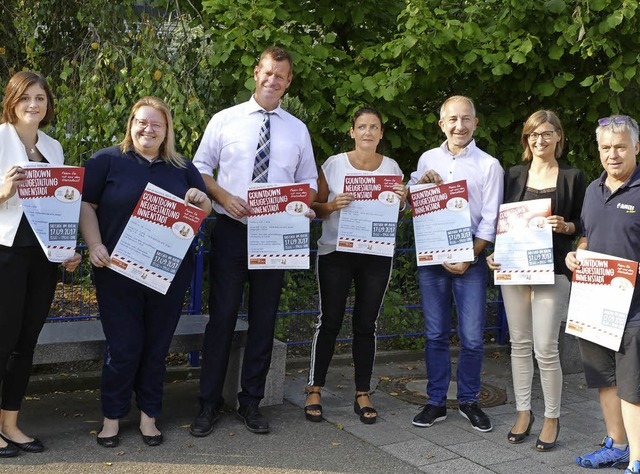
left=252, top=111, right=272, bottom=183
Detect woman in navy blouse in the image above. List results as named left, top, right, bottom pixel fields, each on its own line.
left=80, top=97, right=211, bottom=448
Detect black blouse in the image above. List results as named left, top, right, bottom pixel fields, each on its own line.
left=504, top=162, right=587, bottom=279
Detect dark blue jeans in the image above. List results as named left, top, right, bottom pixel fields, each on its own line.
left=417, top=256, right=488, bottom=406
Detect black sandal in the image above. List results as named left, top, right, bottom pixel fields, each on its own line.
left=354, top=393, right=377, bottom=425
left=304, top=390, right=323, bottom=422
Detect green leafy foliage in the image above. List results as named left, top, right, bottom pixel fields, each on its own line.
left=3, top=0, right=640, bottom=179
left=3, top=0, right=640, bottom=343
left=191, top=0, right=640, bottom=178
left=52, top=19, right=210, bottom=165
left=1, top=0, right=210, bottom=164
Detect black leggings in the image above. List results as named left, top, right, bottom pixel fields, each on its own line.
left=307, top=251, right=393, bottom=392
left=0, top=245, right=58, bottom=411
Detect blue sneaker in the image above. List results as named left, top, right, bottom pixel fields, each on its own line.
left=576, top=436, right=629, bottom=469
left=624, top=460, right=640, bottom=474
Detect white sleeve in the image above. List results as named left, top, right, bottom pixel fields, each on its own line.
left=193, top=116, right=220, bottom=176
left=293, top=127, right=318, bottom=191
left=475, top=159, right=504, bottom=243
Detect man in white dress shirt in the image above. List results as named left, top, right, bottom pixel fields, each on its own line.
left=190, top=47, right=318, bottom=436
left=408, top=96, right=503, bottom=432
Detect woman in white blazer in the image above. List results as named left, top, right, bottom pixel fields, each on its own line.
left=0, top=71, right=80, bottom=457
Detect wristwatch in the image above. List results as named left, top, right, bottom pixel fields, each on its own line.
left=564, top=222, right=570, bottom=234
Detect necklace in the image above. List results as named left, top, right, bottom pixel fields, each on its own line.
left=29, top=147, right=36, bottom=155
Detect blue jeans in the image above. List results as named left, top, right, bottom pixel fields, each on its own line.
left=417, top=256, right=487, bottom=406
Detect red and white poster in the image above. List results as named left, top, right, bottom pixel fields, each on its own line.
left=109, top=183, right=207, bottom=294
left=493, top=199, right=554, bottom=285
left=18, top=163, right=84, bottom=262
left=566, top=249, right=638, bottom=351
left=410, top=180, right=474, bottom=266
left=336, top=174, right=402, bottom=257
left=247, top=183, right=311, bottom=270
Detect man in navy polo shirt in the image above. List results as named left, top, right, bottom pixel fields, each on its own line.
left=566, top=115, right=640, bottom=473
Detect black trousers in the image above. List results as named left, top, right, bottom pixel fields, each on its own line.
left=307, top=251, right=393, bottom=392
left=0, top=245, right=58, bottom=410
left=199, top=215, right=284, bottom=408
left=93, top=254, right=193, bottom=419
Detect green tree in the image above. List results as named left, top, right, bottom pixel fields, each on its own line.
left=0, top=0, right=137, bottom=78
left=3, top=0, right=640, bottom=177
left=359, top=0, right=640, bottom=174
left=194, top=0, right=640, bottom=179
left=1, top=0, right=211, bottom=164
left=196, top=0, right=406, bottom=158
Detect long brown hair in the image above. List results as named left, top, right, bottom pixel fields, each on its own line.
left=1, top=71, right=55, bottom=127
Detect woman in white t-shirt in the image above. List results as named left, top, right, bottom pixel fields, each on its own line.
left=304, top=108, right=407, bottom=425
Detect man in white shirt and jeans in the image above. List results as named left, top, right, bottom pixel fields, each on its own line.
left=408, top=96, right=503, bottom=432
left=190, top=46, right=317, bottom=436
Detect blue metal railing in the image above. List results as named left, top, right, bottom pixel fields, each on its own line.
left=48, top=218, right=508, bottom=345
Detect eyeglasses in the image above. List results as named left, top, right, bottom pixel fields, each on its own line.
left=598, top=115, right=631, bottom=126
left=133, top=118, right=166, bottom=130
left=527, top=130, right=558, bottom=141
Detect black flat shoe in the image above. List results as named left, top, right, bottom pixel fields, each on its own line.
left=535, top=419, right=560, bottom=452
left=97, top=435, right=119, bottom=448
left=96, top=427, right=119, bottom=448
left=0, top=442, right=19, bottom=458
left=354, top=393, right=377, bottom=425
left=507, top=411, right=534, bottom=444
left=304, top=390, right=323, bottom=423
left=0, top=433, right=44, bottom=453
left=140, top=430, right=163, bottom=447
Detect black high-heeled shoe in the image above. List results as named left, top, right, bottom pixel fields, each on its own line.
left=536, top=419, right=560, bottom=452
left=507, top=411, right=534, bottom=444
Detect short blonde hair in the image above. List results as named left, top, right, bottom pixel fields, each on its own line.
left=521, top=110, right=564, bottom=162
left=120, top=96, right=186, bottom=168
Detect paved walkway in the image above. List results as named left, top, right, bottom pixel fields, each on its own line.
left=1, top=349, right=605, bottom=473
left=286, top=350, right=604, bottom=474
